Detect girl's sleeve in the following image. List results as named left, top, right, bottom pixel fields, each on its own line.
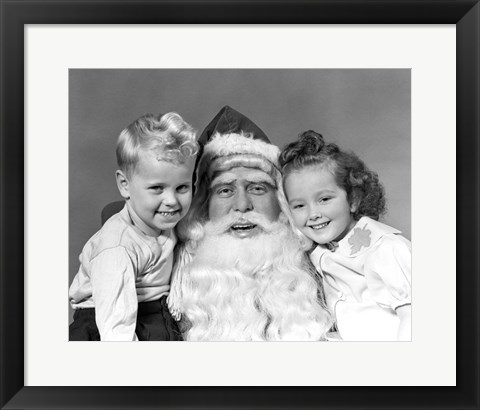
left=90, top=247, right=139, bottom=341
left=364, top=235, right=412, bottom=310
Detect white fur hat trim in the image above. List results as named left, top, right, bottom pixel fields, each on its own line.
left=203, top=132, right=280, bottom=167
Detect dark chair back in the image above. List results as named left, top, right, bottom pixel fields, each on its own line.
left=101, top=201, right=125, bottom=225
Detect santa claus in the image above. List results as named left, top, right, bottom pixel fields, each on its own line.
left=168, top=106, right=331, bottom=341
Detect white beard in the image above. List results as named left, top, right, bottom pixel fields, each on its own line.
left=177, top=214, right=331, bottom=341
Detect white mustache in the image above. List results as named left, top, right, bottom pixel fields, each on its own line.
left=204, top=212, right=275, bottom=236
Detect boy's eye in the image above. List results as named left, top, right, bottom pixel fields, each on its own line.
left=149, top=186, right=164, bottom=193
left=291, top=204, right=304, bottom=210
left=176, top=185, right=191, bottom=193
left=319, top=197, right=332, bottom=203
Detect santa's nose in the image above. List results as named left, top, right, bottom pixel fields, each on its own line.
left=233, top=190, right=253, bottom=213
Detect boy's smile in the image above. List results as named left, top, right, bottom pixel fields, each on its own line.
left=157, top=210, right=180, bottom=216
left=116, top=151, right=195, bottom=236
left=284, top=164, right=357, bottom=245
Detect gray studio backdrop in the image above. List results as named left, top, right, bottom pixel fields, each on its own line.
left=69, top=69, right=411, bottom=323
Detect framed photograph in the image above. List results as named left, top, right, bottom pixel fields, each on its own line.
left=68, top=68, right=412, bottom=342
left=1, top=1, right=478, bottom=409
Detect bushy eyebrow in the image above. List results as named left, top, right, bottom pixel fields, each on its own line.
left=250, top=179, right=276, bottom=190
left=210, top=176, right=275, bottom=191
left=210, top=176, right=237, bottom=187
left=209, top=179, right=236, bottom=192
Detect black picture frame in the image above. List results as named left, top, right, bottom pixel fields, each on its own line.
left=1, top=1, right=478, bottom=409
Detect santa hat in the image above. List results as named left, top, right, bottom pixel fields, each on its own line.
left=195, top=106, right=280, bottom=184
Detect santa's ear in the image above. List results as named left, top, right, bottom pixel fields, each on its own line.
left=116, top=170, right=130, bottom=200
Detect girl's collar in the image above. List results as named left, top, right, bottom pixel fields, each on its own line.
left=324, top=241, right=339, bottom=252
left=314, top=216, right=401, bottom=258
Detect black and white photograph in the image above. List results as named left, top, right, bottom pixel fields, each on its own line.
left=3, top=2, right=478, bottom=408
left=68, top=69, right=411, bottom=342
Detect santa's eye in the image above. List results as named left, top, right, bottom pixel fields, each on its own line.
left=248, top=184, right=267, bottom=194
left=215, top=186, right=234, bottom=197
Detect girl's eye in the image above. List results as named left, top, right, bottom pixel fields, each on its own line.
left=149, top=186, right=164, bottom=193
left=291, top=204, right=304, bottom=210
left=319, top=197, right=332, bottom=203
left=176, top=185, right=191, bottom=193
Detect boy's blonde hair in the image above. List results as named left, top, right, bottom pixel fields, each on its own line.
left=116, top=112, right=199, bottom=177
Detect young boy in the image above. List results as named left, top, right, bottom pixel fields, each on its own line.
left=69, top=112, right=199, bottom=341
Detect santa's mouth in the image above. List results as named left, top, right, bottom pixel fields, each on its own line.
left=231, top=224, right=257, bottom=231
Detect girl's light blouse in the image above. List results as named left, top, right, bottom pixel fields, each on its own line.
left=310, top=216, right=411, bottom=341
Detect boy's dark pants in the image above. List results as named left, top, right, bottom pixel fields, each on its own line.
left=69, top=296, right=182, bottom=341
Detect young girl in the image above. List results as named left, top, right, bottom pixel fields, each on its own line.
left=279, top=131, right=411, bottom=341
left=69, top=112, right=199, bottom=341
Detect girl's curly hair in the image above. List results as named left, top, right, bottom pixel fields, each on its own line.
left=279, top=130, right=386, bottom=221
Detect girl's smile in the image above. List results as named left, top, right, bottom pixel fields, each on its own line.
left=309, top=221, right=330, bottom=230
left=284, top=164, right=357, bottom=245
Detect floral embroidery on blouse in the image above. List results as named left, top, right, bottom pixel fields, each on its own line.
left=348, top=224, right=371, bottom=255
